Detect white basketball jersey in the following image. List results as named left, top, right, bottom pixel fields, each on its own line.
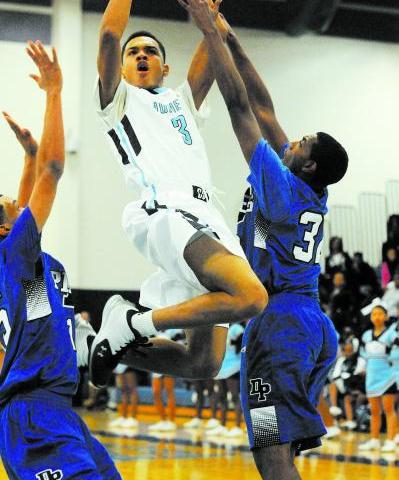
left=95, top=79, right=213, bottom=204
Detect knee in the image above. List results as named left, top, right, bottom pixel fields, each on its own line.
left=235, top=283, right=268, bottom=320
left=254, top=445, right=295, bottom=477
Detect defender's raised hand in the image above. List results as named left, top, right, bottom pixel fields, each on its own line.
left=177, top=0, right=218, bottom=34
left=26, top=41, right=62, bottom=93
left=2, top=112, right=38, bottom=157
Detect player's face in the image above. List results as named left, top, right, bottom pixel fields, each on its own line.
left=370, top=307, right=387, bottom=329
left=283, top=134, right=318, bottom=174
left=0, top=196, right=23, bottom=236
left=122, top=37, right=169, bottom=89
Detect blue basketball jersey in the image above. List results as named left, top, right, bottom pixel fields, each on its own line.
left=0, top=208, right=78, bottom=406
left=237, top=139, right=328, bottom=295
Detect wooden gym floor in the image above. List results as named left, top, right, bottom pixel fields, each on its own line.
left=1, top=409, right=399, bottom=479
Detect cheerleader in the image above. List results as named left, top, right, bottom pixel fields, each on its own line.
left=359, top=305, right=397, bottom=452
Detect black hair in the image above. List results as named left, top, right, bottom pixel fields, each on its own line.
left=372, top=304, right=388, bottom=315
left=329, top=236, right=343, bottom=253
left=310, top=132, right=348, bottom=187
left=121, top=31, right=166, bottom=62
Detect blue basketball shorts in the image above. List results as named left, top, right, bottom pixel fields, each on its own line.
left=240, top=293, right=338, bottom=453
left=0, top=391, right=121, bottom=479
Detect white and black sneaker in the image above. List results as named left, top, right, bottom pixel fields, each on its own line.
left=89, top=295, right=151, bottom=388
left=74, top=314, right=96, bottom=368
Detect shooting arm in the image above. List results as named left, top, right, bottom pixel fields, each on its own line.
left=98, top=0, right=133, bottom=108
left=187, top=40, right=214, bottom=110
left=187, top=0, right=226, bottom=110
left=226, top=30, right=288, bottom=152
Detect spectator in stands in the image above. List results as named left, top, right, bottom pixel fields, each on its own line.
left=109, top=365, right=139, bottom=429
left=325, top=237, right=352, bottom=282
left=328, top=272, right=356, bottom=334
left=381, top=248, right=399, bottom=290
left=382, top=270, right=399, bottom=319
left=382, top=215, right=399, bottom=262
left=329, top=338, right=366, bottom=430
left=352, top=252, right=380, bottom=303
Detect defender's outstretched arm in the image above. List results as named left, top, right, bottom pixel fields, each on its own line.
left=223, top=17, right=288, bottom=153
left=2, top=112, right=38, bottom=208
left=98, top=0, right=133, bottom=108
left=180, top=0, right=261, bottom=163
left=26, top=42, right=64, bottom=233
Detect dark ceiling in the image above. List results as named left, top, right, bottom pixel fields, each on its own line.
left=0, top=0, right=398, bottom=42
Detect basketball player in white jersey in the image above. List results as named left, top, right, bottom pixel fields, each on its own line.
left=88, top=0, right=268, bottom=387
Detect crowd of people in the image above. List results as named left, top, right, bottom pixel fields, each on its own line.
left=320, top=215, right=399, bottom=336
left=316, top=216, right=399, bottom=451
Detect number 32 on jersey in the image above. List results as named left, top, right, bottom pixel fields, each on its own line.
left=293, top=211, right=324, bottom=264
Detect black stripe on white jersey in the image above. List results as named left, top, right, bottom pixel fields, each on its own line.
left=121, top=115, right=142, bottom=156
left=108, top=129, right=129, bottom=165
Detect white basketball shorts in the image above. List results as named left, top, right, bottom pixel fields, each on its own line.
left=121, top=193, right=247, bottom=310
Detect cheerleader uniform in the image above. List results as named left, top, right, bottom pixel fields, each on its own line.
left=360, top=328, right=397, bottom=397
left=388, top=321, right=399, bottom=388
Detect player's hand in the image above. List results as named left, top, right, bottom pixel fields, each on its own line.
left=177, top=0, right=218, bottom=35
left=26, top=41, right=63, bottom=94
left=2, top=112, right=38, bottom=157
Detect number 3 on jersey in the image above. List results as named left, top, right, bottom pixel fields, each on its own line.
left=293, top=212, right=324, bottom=264
left=171, top=115, right=192, bottom=145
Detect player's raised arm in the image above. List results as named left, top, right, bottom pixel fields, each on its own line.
left=2, top=112, right=38, bottom=208
left=186, top=0, right=224, bottom=110
left=98, top=0, right=133, bottom=108
left=26, top=41, right=64, bottom=233
left=180, top=0, right=261, bottom=163
left=221, top=15, right=288, bottom=153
